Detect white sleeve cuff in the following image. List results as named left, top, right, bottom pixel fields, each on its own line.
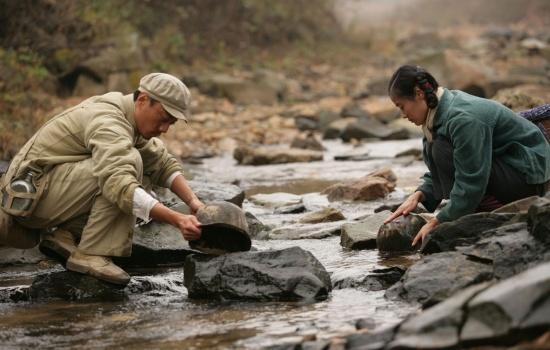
left=165, top=171, right=182, bottom=188
left=132, top=187, right=160, bottom=221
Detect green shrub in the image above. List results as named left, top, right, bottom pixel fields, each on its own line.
left=0, top=48, right=53, bottom=159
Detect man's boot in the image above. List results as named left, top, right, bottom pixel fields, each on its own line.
left=66, top=251, right=131, bottom=285
left=39, top=228, right=78, bottom=265
left=0, top=209, right=40, bottom=249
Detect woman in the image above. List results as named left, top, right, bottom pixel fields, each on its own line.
left=383, top=64, right=550, bottom=247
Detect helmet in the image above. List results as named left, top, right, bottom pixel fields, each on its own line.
left=190, top=201, right=251, bottom=255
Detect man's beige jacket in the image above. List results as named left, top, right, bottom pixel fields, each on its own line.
left=1, top=92, right=182, bottom=215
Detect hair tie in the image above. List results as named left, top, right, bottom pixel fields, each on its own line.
left=421, top=82, right=432, bottom=90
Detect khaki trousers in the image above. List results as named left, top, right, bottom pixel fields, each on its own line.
left=20, top=148, right=148, bottom=257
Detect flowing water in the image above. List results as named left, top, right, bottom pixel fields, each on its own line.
left=0, top=139, right=426, bottom=349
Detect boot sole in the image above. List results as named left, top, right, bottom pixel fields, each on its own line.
left=66, top=260, right=131, bottom=286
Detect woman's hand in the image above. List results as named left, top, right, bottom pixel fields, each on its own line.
left=411, top=217, right=440, bottom=247
left=384, top=191, right=426, bottom=224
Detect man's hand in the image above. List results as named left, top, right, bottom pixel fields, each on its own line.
left=174, top=212, right=202, bottom=241
left=383, top=191, right=426, bottom=225
left=187, top=198, right=205, bottom=216
left=149, top=203, right=202, bottom=241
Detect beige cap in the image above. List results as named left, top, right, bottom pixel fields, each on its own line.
left=139, top=73, right=191, bottom=122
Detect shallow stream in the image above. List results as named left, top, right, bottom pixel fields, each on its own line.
left=0, top=138, right=426, bottom=349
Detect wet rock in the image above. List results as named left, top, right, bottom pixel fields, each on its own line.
left=528, top=194, right=550, bottom=244
left=346, top=261, right=550, bottom=350
left=385, top=252, right=493, bottom=307
left=184, top=246, right=332, bottom=301
left=188, top=179, right=246, bottom=207
left=125, top=275, right=187, bottom=296
left=304, top=340, right=336, bottom=350
left=297, top=207, right=345, bottom=224
left=377, top=213, right=426, bottom=252
left=274, top=203, right=306, bottom=214
left=457, top=222, right=549, bottom=280
left=245, top=211, right=271, bottom=239
left=269, top=221, right=343, bottom=240
left=340, top=211, right=390, bottom=250
left=356, top=318, right=377, bottom=330
left=388, top=282, right=491, bottom=350
left=249, top=192, right=303, bottom=209
left=331, top=266, right=369, bottom=289
left=344, top=324, right=397, bottom=350
left=0, top=286, right=29, bottom=303
left=321, top=168, right=397, bottom=202
left=361, top=266, right=407, bottom=291
left=27, top=271, right=127, bottom=301
left=421, top=212, right=515, bottom=254
left=234, top=146, right=323, bottom=165
left=461, top=261, right=550, bottom=344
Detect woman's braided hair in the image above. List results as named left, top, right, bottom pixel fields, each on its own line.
left=388, top=64, right=440, bottom=109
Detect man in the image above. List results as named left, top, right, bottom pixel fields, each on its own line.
left=0, top=73, right=204, bottom=285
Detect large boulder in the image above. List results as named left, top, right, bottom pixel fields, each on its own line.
left=184, top=246, right=332, bottom=301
